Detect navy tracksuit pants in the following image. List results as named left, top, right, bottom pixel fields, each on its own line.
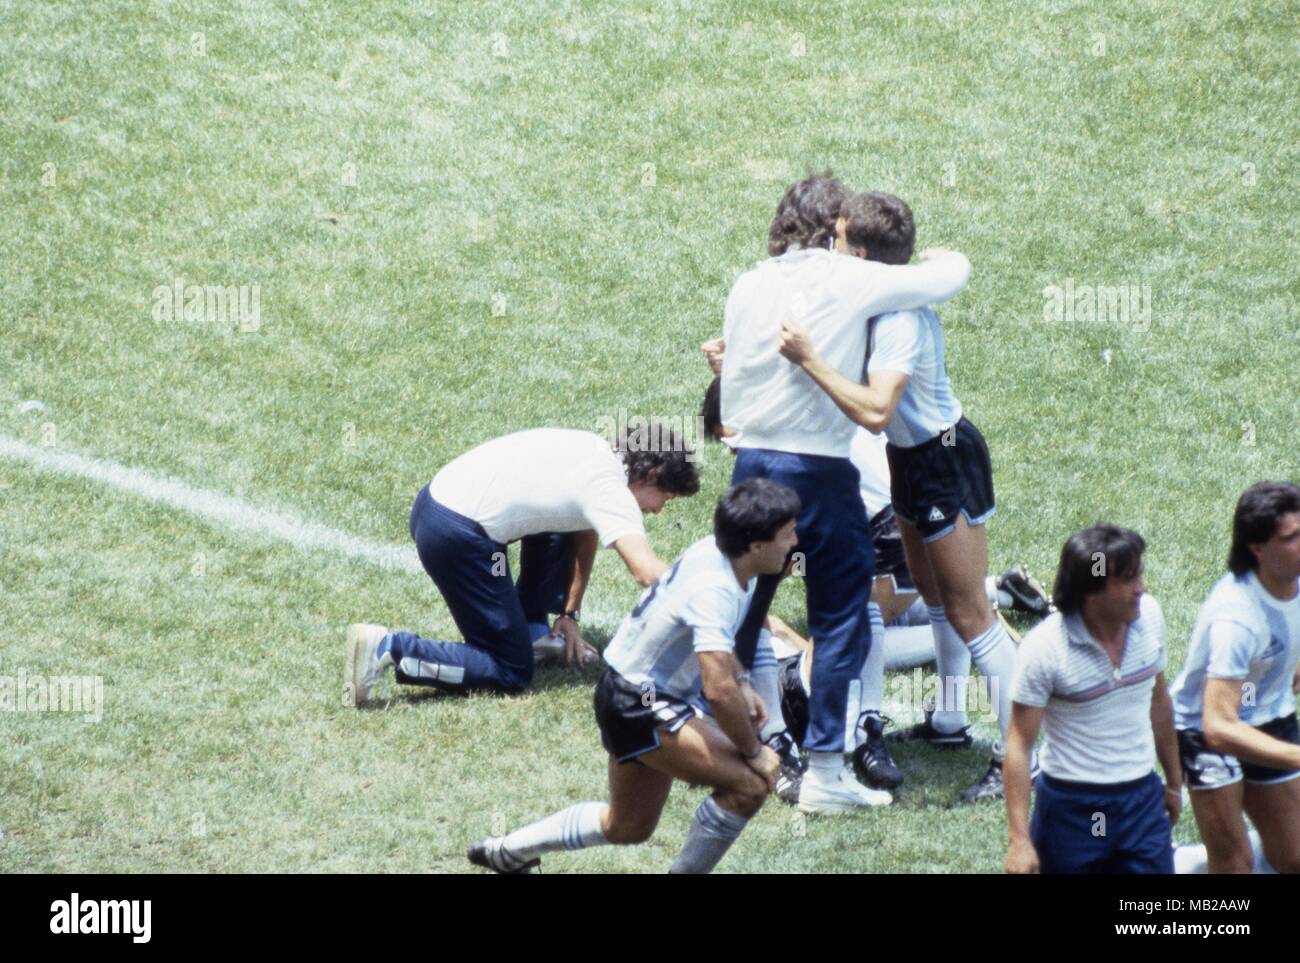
left=387, top=485, right=573, bottom=694
left=731, top=448, right=874, bottom=753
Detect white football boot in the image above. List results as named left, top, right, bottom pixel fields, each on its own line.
left=343, top=623, right=394, bottom=707
left=797, top=762, right=893, bottom=814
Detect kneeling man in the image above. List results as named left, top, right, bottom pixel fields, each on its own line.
left=345, top=426, right=698, bottom=702
left=467, top=478, right=799, bottom=873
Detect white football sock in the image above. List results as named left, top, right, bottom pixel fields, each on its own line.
left=669, top=796, right=748, bottom=874
left=807, top=750, right=843, bottom=780
left=497, top=801, right=608, bottom=865
left=846, top=603, right=886, bottom=750
left=752, top=629, right=788, bottom=741
left=927, top=605, right=971, bottom=733
left=967, top=619, right=1016, bottom=744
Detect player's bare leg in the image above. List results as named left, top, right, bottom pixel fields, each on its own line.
left=919, top=515, right=1017, bottom=801
left=1189, top=781, right=1254, bottom=873
left=1244, top=777, right=1300, bottom=873
left=601, top=756, right=673, bottom=844
left=894, top=516, right=974, bottom=747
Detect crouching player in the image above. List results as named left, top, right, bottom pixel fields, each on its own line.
left=467, top=479, right=799, bottom=873
left=1004, top=524, right=1181, bottom=874
left=1170, top=481, right=1300, bottom=874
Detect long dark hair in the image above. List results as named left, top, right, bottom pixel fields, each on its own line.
left=1228, top=481, right=1300, bottom=575
left=1052, top=524, right=1146, bottom=614
left=767, top=173, right=849, bottom=256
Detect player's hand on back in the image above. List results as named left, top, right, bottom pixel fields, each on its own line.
left=701, top=337, right=725, bottom=374
left=777, top=319, right=815, bottom=365
left=917, top=247, right=953, bottom=262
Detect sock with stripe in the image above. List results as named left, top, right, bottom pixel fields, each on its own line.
left=494, top=801, right=608, bottom=867
left=846, top=603, right=886, bottom=749
left=927, top=605, right=971, bottom=733
left=967, top=619, right=1015, bottom=744
left=669, top=796, right=749, bottom=874
left=752, top=628, right=788, bottom=741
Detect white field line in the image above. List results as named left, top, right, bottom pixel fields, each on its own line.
left=0, top=435, right=423, bottom=576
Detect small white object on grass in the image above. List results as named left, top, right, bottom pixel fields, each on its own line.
left=14, top=400, right=48, bottom=415
left=1101, top=349, right=1113, bottom=366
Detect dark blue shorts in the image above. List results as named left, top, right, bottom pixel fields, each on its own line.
left=1030, top=771, right=1174, bottom=874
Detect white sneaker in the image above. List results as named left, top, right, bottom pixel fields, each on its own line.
left=797, top=764, right=893, bottom=814
left=343, top=623, right=393, bottom=707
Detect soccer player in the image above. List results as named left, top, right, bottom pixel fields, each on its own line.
left=466, top=478, right=799, bottom=873
left=722, top=174, right=973, bottom=813
left=1169, top=481, right=1300, bottom=874
left=343, top=426, right=699, bottom=703
left=1003, top=525, right=1181, bottom=874
left=776, top=190, right=1017, bottom=803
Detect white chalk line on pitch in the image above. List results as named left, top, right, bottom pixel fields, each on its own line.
left=0, top=434, right=424, bottom=576
left=0, top=434, right=634, bottom=628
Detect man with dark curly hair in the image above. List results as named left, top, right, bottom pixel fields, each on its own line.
left=343, top=426, right=699, bottom=702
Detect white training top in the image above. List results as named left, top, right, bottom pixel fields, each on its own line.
left=604, top=537, right=756, bottom=709
left=428, top=428, right=644, bottom=547
left=1011, top=594, right=1168, bottom=784
left=1170, top=572, right=1300, bottom=730
left=867, top=307, right=963, bottom=448
left=721, top=248, right=971, bottom=458
left=849, top=427, right=892, bottom=519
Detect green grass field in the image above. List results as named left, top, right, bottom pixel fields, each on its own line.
left=2, top=0, right=1296, bottom=872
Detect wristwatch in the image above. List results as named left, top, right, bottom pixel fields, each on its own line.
left=562, top=609, right=581, bottom=623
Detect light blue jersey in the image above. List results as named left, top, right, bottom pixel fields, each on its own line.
left=604, top=537, right=755, bottom=708
left=867, top=307, right=963, bottom=448
left=1170, top=572, right=1300, bottom=730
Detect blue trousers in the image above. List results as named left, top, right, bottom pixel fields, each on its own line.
left=388, top=486, right=573, bottom=694
left=1031, top=772, right=1175, bottom=874
left=731, top=448, right=874, bottom=753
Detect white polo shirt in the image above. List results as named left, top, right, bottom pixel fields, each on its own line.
left=1011, top=594, right=1168, bottom=784
left=720, top=248, right=971, bottom=458
left=428, top=428, right=645, bottom=547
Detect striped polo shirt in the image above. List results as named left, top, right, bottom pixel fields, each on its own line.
left=1011, top=594, right=1167, bottom=784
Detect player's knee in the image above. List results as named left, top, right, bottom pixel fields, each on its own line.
left=946, top=602, right=991, bottom=641
left=500, top=662, right=534, bottom=693
left=724, top=772, right=769, bottom=817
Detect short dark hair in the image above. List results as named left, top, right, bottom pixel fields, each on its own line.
left=767, top=172, right=850, bottom=256
left=714, top=479, right=801, bottom=558
left=839, top=191, right=916, bottom=265
left=1228, top=481, right=1300, bottom=575
left=701, top=376, right=724, bottom=443
left=1052, top=523, right=1147, bottom=615
left=615, top=422, right=701, bottom=496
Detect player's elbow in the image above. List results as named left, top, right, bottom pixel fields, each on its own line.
left=1203, top=716, right=1236, bottom=753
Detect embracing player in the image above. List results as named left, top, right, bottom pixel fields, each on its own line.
left=466, top=478, right=799, bottom=873
left=777, top=191, right=1017, bottom=803
left=722, top=174, right=973, bottom=813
